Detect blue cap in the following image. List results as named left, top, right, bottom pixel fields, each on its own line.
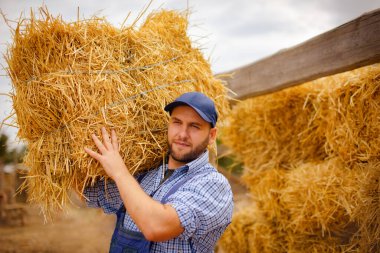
left=164, top=92, right=218, bottom=127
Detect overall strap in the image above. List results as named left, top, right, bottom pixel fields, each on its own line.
left=136, top=171, right=148, bottom=184
left=111, top=172, right=151, bottom=253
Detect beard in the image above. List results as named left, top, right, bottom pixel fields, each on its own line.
left=169, top=136, right=209, bottom=164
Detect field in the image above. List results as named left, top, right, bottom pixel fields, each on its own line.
left=0, top=203, right=115, bottom=253
left=0, top=170, right=245, bottom=253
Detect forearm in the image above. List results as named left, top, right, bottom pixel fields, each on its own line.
left=84, top=127, right=183, bottom=241
left=114, top=166, right=183, bottom=241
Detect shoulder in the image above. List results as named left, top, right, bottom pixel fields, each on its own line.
left=187, top=165, right=233, bottom=196
left=193, top=163, right=230, bottom=182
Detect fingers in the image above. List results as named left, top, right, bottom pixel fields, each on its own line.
left=86, top=127, right=117, bottom=158
left=91, top=133, right=107, bottom=154
left=111, top=129, right=119, bottom=151
left=84, top=147, right=102, bottom=161
left=101, top=127, right=113, bottom=150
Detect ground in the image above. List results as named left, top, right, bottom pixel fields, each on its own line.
left=0, top=204, right=115, bottom=253
left=0, top=171, right=247, bottom=253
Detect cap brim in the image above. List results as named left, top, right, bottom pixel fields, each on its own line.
left=164, top=101, right=187, bottom=113
left=164, top=101, right=214, bottom=127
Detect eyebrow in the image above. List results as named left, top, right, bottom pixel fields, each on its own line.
left=171, top=116, right=181, bottom=122
left=190, top=122, right=202, bottom=128
left=171, top=116, right=204, bottom=127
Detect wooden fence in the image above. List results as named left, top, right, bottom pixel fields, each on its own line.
left=220, top=8, right=380, bottom=100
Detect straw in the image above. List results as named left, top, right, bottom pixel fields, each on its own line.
left=353, top=159, right=380, bottom=252
left=6, top=7, right=230, bottom=218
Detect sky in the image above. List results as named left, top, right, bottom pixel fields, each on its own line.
left=0, top=0, right=379, bottom=148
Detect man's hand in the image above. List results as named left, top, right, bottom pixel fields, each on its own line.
left=84, top=127, right=128, bottom=180
left=85, top=127, right=184, bottom=241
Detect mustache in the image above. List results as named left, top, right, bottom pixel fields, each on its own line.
left=172, top=138, right=191, bottom=145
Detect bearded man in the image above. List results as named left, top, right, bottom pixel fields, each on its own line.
left=84, top=92, right=233, bottom=253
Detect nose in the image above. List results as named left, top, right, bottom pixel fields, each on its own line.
left=177, top=125, right=189, bottom=140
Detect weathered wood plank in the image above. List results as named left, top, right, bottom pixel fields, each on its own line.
left=220, top=8, right=380, bottom=100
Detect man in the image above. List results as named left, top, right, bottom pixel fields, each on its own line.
left=84, top=92, right=233, bottom=253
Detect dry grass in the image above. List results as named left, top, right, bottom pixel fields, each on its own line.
left=5, top=7, right=230, bottom=218
left=221, top=64, right=380, bottom=169
left=219, top=159, right=365, bottom=253
left=287, top=232, right=360, bottom=253
left=280, top=158, right=364, bottom=236
left=353, top=159, right=380, bottom=253
left=218, top=205, right=287, bottom=253
left=241, top=167, right=288, bottom=222
left=219, top=64, right=380, bottom=252
left=220, top=84, right=328, bottom=170
left=320, top=65, right=380, bottom=164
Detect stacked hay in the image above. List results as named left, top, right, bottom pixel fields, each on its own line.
left=219, top=64, right=380, bottom=252
left=220, top=84, right=328, bottom=170
left=281, top=159, right=360, bottom=237
left=353, top=159, right=380, bottom=252
left=321, top=65, right=380, bottom=164
left=242, top=167, right=287, bottom=223
left=6, top=8, right=230, bottom=216
left=218, top=205, right=287, bottom=253
left=220, top=160, right=365, bottom=253
left=282, top=159, right=365, bottom=253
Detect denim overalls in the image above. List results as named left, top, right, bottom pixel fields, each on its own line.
left=109, top=170, right=203, bottom=253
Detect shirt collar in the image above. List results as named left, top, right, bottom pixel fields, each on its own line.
left=183, top=150, right=209, bottom=173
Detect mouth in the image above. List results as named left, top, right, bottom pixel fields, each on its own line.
left=173, top=141, right=191, bottom=148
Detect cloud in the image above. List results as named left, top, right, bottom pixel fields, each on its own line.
left=287, top=0, right=379, bottom=25
left=0, top=0, right=379, bottom=144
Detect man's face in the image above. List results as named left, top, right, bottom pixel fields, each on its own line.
left=168, top=105, right=217, bottom=164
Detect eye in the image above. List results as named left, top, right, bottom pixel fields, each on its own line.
left=191, top=124, right=200, bottom=129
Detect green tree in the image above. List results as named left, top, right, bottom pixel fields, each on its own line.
left=0, top=133, right=25, bottom=164
left=0, top=133, right=9, bottom=161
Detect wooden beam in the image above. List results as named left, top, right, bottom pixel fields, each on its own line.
left=220, top=8, right=380, bottom=100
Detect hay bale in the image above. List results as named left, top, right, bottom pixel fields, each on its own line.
left=218, top=205, right=287, bottom=253
left=220, top=84, right=328, bottom=170
left=240, top=160, right=363, bottom=252
left=320, top=64, right=380, bottom=164
left=220, top=64, right=380, bottom=170
left=280, top=158, right=364, bottom=238
left=219, top=64, right=380, bottom=252
left=218, top=207, right=254, bottom=253
left=241, top=167, right=288, bottom=222
left=286, top=232, right=360, bottom=253
left=6, top=8, right=230, bottom=216
left=220, top=159, right=364, bottom=253
left=353, top=159, right=380, bottom=252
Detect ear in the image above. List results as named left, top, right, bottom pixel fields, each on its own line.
left=208, top=127, right=217, bottom=145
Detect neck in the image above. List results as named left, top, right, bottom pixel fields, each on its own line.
left=168, top=155, right=186, bottom=170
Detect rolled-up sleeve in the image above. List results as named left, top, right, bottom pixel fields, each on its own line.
left=83, top=178, right=122, bottom=214
left=167, top=173, right=233, bottom=240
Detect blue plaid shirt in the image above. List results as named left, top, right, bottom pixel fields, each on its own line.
left=84, top=151, right=233, bottom=253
